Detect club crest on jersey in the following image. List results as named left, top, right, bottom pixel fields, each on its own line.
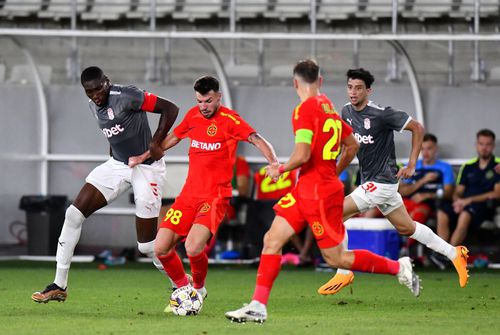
left=207, top=123, right=217, bottom=136
left=364, top=118, right=371, bottom=130
left=199, top=203, right=211, bottom=213
left=107, top=108, right=115, bottom=120
left=312, top=221, right=324, bottom=237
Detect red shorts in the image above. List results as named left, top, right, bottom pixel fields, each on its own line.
left=159, top=195, right=231, bottom=237
left=273, top=189, right=345, bottom=249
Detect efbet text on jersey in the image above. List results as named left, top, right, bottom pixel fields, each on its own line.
left=354, top=132, right=375, bottom=144
left=191, top=139, right=221, bottom=151
left=102, top=124, right=125, bottom=138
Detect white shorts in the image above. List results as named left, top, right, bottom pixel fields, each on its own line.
left=349, top=181, right=403, bottom=216
left=86, top=157, right=166, bottom=219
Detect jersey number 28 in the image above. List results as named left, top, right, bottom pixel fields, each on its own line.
left=322, top=118, right=342, bottom=160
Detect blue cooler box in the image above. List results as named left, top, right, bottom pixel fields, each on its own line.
left=345, top=219, right=401, bottom=260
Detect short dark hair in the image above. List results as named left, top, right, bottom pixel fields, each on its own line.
left=476, top=128, right=496, bottom=141
left=346, top=68, right=375, bottom=88
left=81, top=66, right=105, bottom=85
left=293, top=59, right=320, bottom=84
left=423, top=133, right=438, bottom=144
left=194, top=76, right=219, bottom=95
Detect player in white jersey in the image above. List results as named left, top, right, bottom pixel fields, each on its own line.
left=32, top=66, right=179, bottom=303
left=317, top=68, right=469, bottom=296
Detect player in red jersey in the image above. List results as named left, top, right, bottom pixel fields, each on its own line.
left=225, top=59, right=421, bottom=323
left=130, top=75, right=278, bottom=308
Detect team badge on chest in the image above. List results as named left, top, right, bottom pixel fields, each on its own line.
left=364, top=118, right=371, bottom=130
left=207, top=123, right=217, bottom=136
left=107, top=108, right=115, bottom=120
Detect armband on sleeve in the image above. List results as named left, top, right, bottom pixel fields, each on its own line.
left=295, top=129, right=313, bottom=144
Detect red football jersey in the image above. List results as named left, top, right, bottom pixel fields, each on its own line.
left=254, top=167, right=298, bottom=200
left=292, top=94, right=352, bottom=199
left=174, top=105, right=256, bottom=198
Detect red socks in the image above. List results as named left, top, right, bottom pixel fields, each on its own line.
left=158, top=251, right=190, bottom=288
left=352, top=250, right=400, bottom=275
left=252, top=254, right=282, bottom=305
left=188, top=252, right=209, bottom=289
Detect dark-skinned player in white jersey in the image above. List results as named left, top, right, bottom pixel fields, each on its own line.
left=32, top=66, right=179, bottom=303
left=318, top=68, right=469, bottom=296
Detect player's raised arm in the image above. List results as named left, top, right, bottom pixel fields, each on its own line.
left=336, top=132, right=359, bottom=175
left=149, top=97, right=179, bottom=160
left=397, top=119, right=425, bottom=179
left=248, top=132, right=279, bottom=165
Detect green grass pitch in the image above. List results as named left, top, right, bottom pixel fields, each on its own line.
left=1, top=261, right=499, bottom=335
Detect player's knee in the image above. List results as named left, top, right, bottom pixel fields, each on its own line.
left=262, top=232, right=282, bottom=254
left=154, top=242, right=172, bottom=258
left=185, top=241, right=205, bottom=257
left=137, top=240, right=155, bottom=256
left=65, top=205, right=85, bottom=229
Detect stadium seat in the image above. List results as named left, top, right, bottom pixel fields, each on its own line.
left=126, top=0, right=176, bottom=20
left=450, top=0, right=499, bottom=18
left=218, top=0, right=269, bottom=19
left=81, top=0, right=130, bottom=21
left=37, top=0, right=87, bottom=21
left=357, top=0, right=401, bottom=19
left=173, top=0, right=223, bottom=20
left=9, top=64, right=52, bottom=85
left=402, top=0, right=453, bottom=20
left=0, top=0, right=42, bottom=17
left=265, top=0, right=311, bottom=20
left=317, top=0, right=358, bottom=21
left=489, top=66, right=500, bottom=82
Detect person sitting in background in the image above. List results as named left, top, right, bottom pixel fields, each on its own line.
left=436, top=129, right=500, bottom=249
left=399, top=133, right=455, bottom=225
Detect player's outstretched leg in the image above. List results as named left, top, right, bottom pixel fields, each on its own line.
left=317, top=270, right=354, bottom=295
left=225, top=300, right=267, bottom=323
left=452, top=246, right=469, bottom=288
left=32, top=283, right=67, bottom=303
left=397, top=257, right=421, bottom=297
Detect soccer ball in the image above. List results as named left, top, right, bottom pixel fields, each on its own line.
left=169, top=286, right=203, bottom=316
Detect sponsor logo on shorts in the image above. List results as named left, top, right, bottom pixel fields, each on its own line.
left=191, top=139, right=221, bottom=151
left=207, top=123, right=217, bottom=136
left=312, top=221, right=324, bottom=236
left=199, top=203, right=211, bottom=213
left=102, top=124, right=125, bottom=138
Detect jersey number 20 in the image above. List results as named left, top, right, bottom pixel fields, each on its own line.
left=322, top=118, right=342, bottom=160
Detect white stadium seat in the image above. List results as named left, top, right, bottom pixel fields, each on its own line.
left=357, top=0, right=401, bottom=19
left=318, top=0, right=358, bottom=20
left=174, top=0, right=223, bottom=20
left=81, top=0, right=130, bottom=21
left=37, top=0, right=87, bottom=20
left=266, top=0, right=311, bottom=19
left=451, top=0, right=499, bottom=18
left=0, top=0, right=42, bottom=17
left=0, top=63, right=5, bottom=83
left=403, top=0, right=453, bottom=19
left=126, top=0, right=176, bottom=19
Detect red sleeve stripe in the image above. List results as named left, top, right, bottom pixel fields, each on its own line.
left=141, top=91, right=158, bottom=112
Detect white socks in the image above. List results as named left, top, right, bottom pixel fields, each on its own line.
left=137, top=240, right=176, bottom=288
left=337, top=232, right=351, bottom=275
left=54, top=205, right=85, bottom=289
left=410, top=221, right=457, bottom=260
